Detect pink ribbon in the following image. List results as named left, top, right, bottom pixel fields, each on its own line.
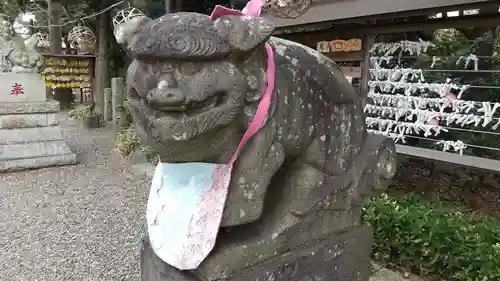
left=209, top=0, right=265, bottom=18
left=210, top=0, right=276, bottom=167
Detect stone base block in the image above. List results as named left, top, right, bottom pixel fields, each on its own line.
left=0, top=140, right=73, bottom=160
left=0, top=126, right=64, bottom=145
left=0, top=126, right=77, bottom=172
left=0, top=101, right=60, bottom=115
left=0, top=154, right=77, bottom=172
left=141, top=224, right=373, bottom=281
left=0, top=112, right=58, bottom=129
left=0, top=73, right=46, bottom=103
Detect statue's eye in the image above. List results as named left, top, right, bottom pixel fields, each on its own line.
left=180, top=62, right=199, bottom=75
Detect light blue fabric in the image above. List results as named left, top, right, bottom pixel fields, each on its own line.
left=146, top=162, right=220, bottom=266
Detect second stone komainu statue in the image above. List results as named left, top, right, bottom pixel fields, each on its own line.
left=115, top=10, right=396, bottom=281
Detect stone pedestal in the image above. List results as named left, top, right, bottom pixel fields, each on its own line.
left=141, top=224, right=372, bottom=281
left=0, top=73, right=46, bottom=103
left=0, top=73, right=77, bottom=172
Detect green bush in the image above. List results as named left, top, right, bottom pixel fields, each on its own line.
left=115, top=127, right=158, bottom=163
left=139, top=144, right=158, bottom=163
left=363, top=193, right=500, bottom=281
left=68, top=103, right=103, bottom=120
left=115, top=127, right=141, bottom=158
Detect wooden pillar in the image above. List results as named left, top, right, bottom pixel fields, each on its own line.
left=360, top=32, right=376, bottom=103
left=165, top=0, right=172, bottom=13
left=94, top=10, right=111, bottom=113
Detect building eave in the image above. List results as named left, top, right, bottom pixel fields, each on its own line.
left=264, top=0, right=498, bottom=29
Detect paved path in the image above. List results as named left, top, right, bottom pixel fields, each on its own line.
left=0, top=121, right=149, bottom=281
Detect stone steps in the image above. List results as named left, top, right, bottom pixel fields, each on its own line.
left=0, top=112, right=58, bottom=129
left=0, top=100, right=77, bottom=172
left=0, top=126, right=64, bottom=145
left=0, top=126, right=78, bottom=172
left=0, top=140, right=74, bottom=161
left=0, top=154, right=77, bottom=172
left=0, top=101, right=60, bottom=115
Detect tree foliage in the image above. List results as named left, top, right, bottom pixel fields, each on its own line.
left=0, top=0, right=29, bottom=19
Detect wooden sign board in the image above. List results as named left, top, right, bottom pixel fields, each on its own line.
left=317, top=39, right=362, bottom=53
left=341, top=66, right=362, bottom=78
left=40, top=53, right=95, bottom=89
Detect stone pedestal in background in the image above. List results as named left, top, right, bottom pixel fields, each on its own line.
left=0, top=73, right=77, bottom=172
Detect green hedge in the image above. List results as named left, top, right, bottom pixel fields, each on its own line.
left=362, top=193, right=500, bottom=281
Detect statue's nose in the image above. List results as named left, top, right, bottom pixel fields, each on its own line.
left=147, top=88, right=185, bottom=108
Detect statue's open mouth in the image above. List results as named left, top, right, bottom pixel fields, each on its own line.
left=132, top=90, right=241, bottom=141
left=155, top=92, right=227, bottom=116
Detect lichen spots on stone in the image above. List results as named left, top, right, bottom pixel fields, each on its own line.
left=273, top=43, right=287, bottom=56
left=338, top=158, right=346, bottom=170
left=340, top=123, right=347, bottom=133
left=239, top=209, right=246, bottom=218
left=308, top=125, right=314, bottom=135
left=271, top=36, right=324, bottom=63
left=308, top=103, right=312, bottom=109
left=172, top=132, right=188, bottom=141
left=246, top=75, right=258, bottom=90
left=244, top=189, right=255, bottom=199
left=157, top=80, right=168, bottom=89
left=320, top=135, right=326, bottom=142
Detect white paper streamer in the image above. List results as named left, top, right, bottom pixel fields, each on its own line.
left=369, top=68, right=425, bottom=82
left=365, top=104, right=500, bottom=129
left=456, top=54, right=479, bottom=71
left=366, top=41, right=498, bottom=156
left=436, top=140, right=467, bottom=155
left=367, top=92, right=500, bottom=116
left=367, top=129, right=406, bottom=143
left=431, top=56, right=441, bottom=68
left=368, top=80, right=469, bottom=98
left=365, top=117, right=447, bottom=137
left=369, top=39, right=434, bottom=56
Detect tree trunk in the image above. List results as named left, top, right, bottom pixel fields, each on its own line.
left=94, top=10, right=111, bottom=113
left=47, top=0, right=65, bottom=104
left=48, top=0, right=62, bottom=54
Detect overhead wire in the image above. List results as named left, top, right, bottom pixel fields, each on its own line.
left=21, top=0, right=126, bottom=28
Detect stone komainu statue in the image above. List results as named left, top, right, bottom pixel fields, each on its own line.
left=117, top=11, right=396, bottom=281
left=0, top=14, right=43, bottom=73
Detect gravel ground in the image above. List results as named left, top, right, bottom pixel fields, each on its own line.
left=0, top=120, right=149, bottom=281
